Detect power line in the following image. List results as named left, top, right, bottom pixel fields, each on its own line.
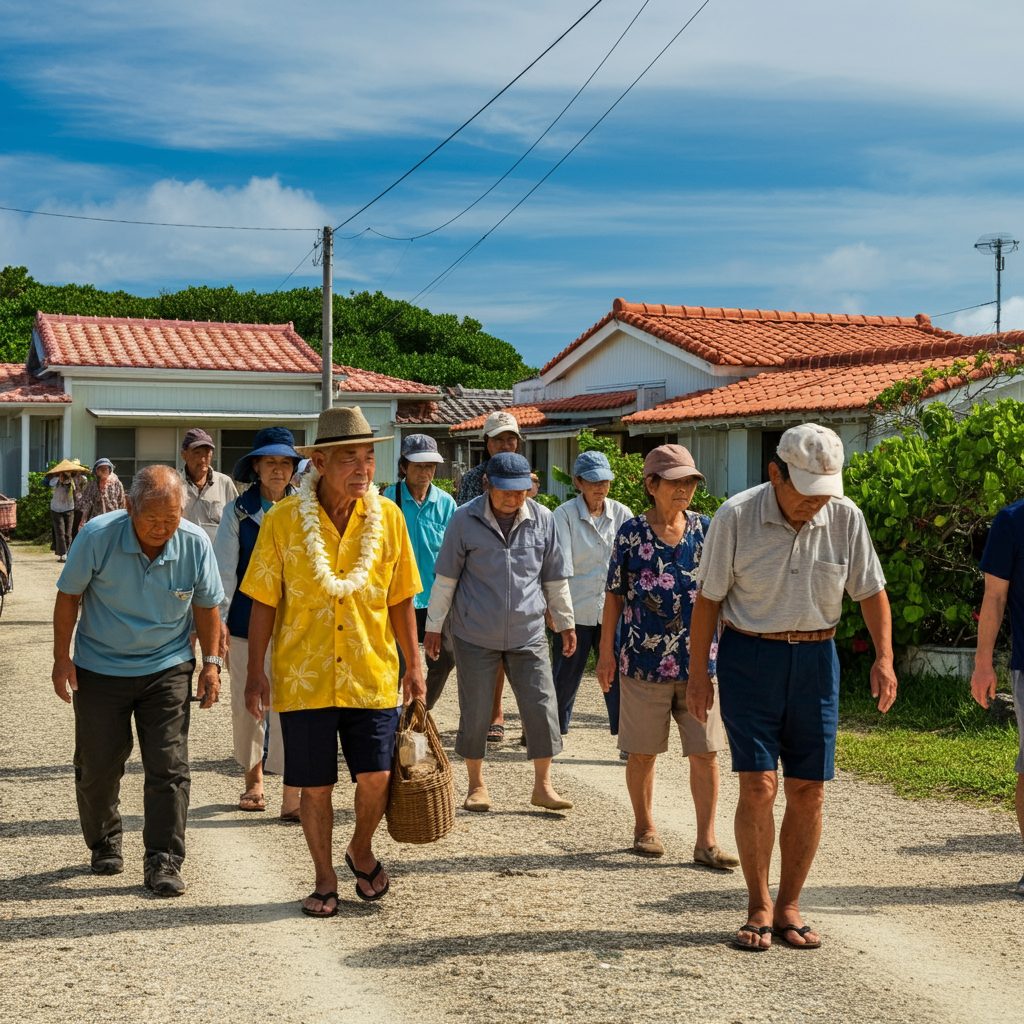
left=367, top=0, right=653, bottom=243
left=409, top=0, right=714, bottom=305
left=332, top=0, right=608, bottom=234
left=931, top=300, right=996, bottom=319
left=0, top=203, right=316, bottom=231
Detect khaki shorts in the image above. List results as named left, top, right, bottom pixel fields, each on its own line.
left=618, top=676, right=727, bottom=756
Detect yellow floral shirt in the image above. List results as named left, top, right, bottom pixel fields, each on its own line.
left=240, top=493, right=421, bottom=711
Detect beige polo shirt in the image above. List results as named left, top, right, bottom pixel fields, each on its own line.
left=180, top=468, right=238, bottom=543
left=696, top=482, right=885, bottom=633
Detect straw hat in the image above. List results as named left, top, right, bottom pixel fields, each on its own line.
left=45, top=458, right=88, bottom=477
left=295, top=406, right=392, bottom=456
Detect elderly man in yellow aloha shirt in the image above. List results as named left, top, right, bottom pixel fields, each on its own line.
left=241, top=406, right=424, bottom=918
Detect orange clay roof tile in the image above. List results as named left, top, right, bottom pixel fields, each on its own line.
left=449, top=389, right=636, bottom=433
left=0, top=362, right=70, bottom=403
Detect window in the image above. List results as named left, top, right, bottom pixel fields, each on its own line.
left=95, top=427, right=137, bottom=486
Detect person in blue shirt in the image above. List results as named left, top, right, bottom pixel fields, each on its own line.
left=384, top=434, right=457, bottom=707
left=972, top=498, right=1024, bottom=896
left=51, top=464, right=225, bottom=898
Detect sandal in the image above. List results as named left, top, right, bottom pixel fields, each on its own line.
left=279, top=808, right=301, bottom=823
left=731, top=924, right=772, bottom=952
left=345, top=852, right=390, bottom=902
left=238, top=791, right=266, bottom=812
left=300, top=890, right=339, bottom=918
left=772, top=924, right=821, bottom=949
left=486, top=723, right=504, bottom=744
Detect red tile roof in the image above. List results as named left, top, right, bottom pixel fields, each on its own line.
left=36, top=313, right=322, bottom=374
left=450, top=389, right=636, bottom=434
left=396, top=387, right=515, bottom=426
left=332, top=364, right=439, bottom=396
left=0, top=363, right=70, bottom=404
left=540, top=298, right=957, bottom=375
left=626, top=338, right=1024, bottom=424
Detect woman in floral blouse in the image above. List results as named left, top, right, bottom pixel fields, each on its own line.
left=78, top=458, right=126, bottom=526
left=597, top=444, right=738, bottom=869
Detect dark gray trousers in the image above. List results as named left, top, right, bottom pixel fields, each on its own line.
left=397, top=607, right=457, bottom=710
left=72, top=661, right=193, bottom=861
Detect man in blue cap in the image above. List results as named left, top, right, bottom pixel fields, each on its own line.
left=384, top=434, right=457, bottom=707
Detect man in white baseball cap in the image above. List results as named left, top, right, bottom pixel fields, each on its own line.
left=686, top=422, right=897, bottom=951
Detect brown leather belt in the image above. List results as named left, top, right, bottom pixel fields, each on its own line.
left=724, top=622, right=836, bottom=644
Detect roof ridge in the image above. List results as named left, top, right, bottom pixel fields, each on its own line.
left=36, top=311, right=297, bottom=332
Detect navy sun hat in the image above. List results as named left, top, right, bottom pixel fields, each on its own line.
left=484, top=452, right=533, bottom=491
left=401, top=433, right=444, bottom=464
left=232, top=427, right=301, bottom=482
left=573, top=450, right=614, bottom=482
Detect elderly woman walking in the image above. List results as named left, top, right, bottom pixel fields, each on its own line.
left=46, top=459, right=88, bottom=561
left=425, top=451, right=576, bottom=812
left=213, top=427, right=302, bottom=819
left=78, top=458, right=127, bottom=526
left=597, top=444, right=738, bottom=868
left=551, top=450, right=633, bottom=740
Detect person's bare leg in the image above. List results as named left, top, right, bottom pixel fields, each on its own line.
left=530, top=756, right=571, bottom=807
left=625, top=753, right=657, bottom=837
left=688, top=751, right=720, bottom=849
left=241, top=761, right=264, bottom=803
left=1016, top=774, right=1024, bottom=842
left=464, top=757, right=490, bottom=809
left=773, top=777, right=825, bottom=946
left=345, top=770, right=391, bottom=897
left=490, top=666, right=505, bottom=727
left=299, top=785, right=337, bottom=914
left=733, top=771, right=778, bottom=949
left=280, top=783, right=301, bottom=816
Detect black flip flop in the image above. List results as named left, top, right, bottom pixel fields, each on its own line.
left=301, top=890, right=339, bottom=918
left=730, top=924, right=772, bottom=952
left=772, top=924, right=821, bottom=949
left=345, top=852, right=390, bottom=902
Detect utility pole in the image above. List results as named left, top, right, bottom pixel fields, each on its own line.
left=974, top=233, right=1019, bottom=335
left=321, top=225, right=333, bottom=411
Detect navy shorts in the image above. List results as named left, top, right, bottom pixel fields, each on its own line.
left=716, top=628, right=840, bottom=781
left=278, top=706, right=401, bottom=786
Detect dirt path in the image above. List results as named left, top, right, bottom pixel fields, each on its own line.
left=1, top=544, right=1021, bottom=1024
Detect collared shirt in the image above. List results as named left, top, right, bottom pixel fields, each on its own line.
left=49, top=478, right=77, bottom=513
left=79, top=474, right=126, bottom=524
left=696, top=482, right=886, bottom=633
left=383, top=481, right=456, bottom=608
left=553, top=494, right=633, bottom=626
left=606, top=512, right=712, bottom=682
left=180, top=468, right=238, bottom=542
left=56, top=510, right=224, bottom=676
left=979, top=498, right=1024, bottom=670
left=240, top=494, right=421, bottom=712
left=429, top=495, right=571, bottom=650
left=455, top=463, right=486, bottom=506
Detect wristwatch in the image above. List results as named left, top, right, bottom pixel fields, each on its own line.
left=203, top=655, right=224, bottom=670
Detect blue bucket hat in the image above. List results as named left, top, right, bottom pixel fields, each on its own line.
left=573, top=450, right=614, bottom=482
left=232, top=426, right=300, bottom=483
left=484, top=452, right=533, bottom=491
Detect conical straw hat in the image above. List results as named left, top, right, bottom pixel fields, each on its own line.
left=45, top=458, right=89, bottom=476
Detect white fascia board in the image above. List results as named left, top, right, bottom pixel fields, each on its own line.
left=54, top=365, right=322, bottom=386
left=625, top=411, right=871, bottom=434
left=539, top=320, right=620, bottom=386
left=336, top=391, right=442, bottom=402
left=87, top=408, right=322, bottom=421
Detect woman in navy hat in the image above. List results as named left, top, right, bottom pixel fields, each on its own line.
left=213, top=427, right=301, bottom=818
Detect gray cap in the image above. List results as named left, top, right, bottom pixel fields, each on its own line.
left=401, top=433, right=444, bottom=464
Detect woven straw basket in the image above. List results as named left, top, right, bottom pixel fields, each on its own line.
left=385, top=699, right=455, bottom=844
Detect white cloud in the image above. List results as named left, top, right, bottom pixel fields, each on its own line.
left=4, top=0, right=1024, bottom=149
left=951, top=296, right=1024, bottom=336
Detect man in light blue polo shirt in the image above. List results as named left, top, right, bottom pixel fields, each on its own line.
left=51, top=465, right=224, bottom=898
left=384, top=434, right=457, bottom=708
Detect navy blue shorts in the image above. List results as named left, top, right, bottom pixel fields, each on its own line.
left=278, top=706, right=400, bottom=786
left=716, top=628, right=840, bottom=781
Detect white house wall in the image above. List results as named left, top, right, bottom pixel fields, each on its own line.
left=542, top=329, right=726, bottom=401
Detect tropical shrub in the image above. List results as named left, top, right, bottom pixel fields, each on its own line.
left=15, top=471, right=53, bottom=541
left=842, top=399, right=1024, bottom=648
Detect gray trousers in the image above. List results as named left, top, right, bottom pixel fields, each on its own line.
left=452, top=634, right=562, bottom=761
left=73, top=662, right=193, bottom=861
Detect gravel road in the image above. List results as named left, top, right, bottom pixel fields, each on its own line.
left=1, top=544, right=1021, bottom=1024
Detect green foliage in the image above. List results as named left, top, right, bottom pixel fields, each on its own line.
left=0, top=269, right=533, bottom=389
left=842, top=399, right=1024, bottom=648
left=552, top=430, right=724, bottom=517
left=533, top=492, right=561, bottom=512
left=432, top=477, right=456, bottom=496
left=15, top=471, right=54, bottom=541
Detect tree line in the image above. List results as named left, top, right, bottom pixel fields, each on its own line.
left=0, top=266, right=534, bottom=388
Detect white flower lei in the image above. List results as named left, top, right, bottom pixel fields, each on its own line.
left=299, top=469, right=384, bottom=599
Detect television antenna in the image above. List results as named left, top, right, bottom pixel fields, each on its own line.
left=974, top=233, right=1019, bottom=334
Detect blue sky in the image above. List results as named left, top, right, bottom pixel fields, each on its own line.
left=2, top=0, right=1024, bottom=368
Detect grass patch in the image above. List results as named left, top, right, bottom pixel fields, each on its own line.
left=837, top=655, right=1019, bottom=809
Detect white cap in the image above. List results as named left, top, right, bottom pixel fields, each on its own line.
left=483, top=410, right=522, bottom=439
left=776, top=423, right=844, bottom=498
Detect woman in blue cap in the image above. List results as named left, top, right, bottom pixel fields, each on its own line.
left=213, top=427, right=301, bottom=818
left=551, top=450, right=633, bottom=742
